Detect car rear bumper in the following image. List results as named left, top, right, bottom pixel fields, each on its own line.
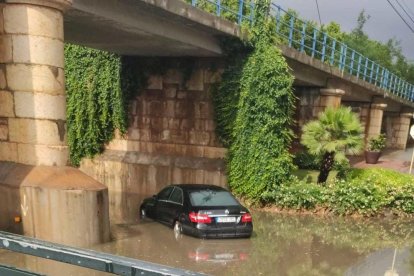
left=185, top=224, right=253, bottom=239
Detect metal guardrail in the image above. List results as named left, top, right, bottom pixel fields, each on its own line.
left=0, top=264, right=45, bottom=276
left=0, top=231, right=205, bottom=276
left=188, top=0, right=414, bottom=102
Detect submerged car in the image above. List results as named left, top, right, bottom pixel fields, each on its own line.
left=139, top=184, right=253, bottom=239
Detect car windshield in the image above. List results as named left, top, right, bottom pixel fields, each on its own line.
left=189, top=189, right=240, bottom=207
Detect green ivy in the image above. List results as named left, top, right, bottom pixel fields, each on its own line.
left=65, top=45, right=144, bottom=166
left=213, top=1, right=296, bottom=203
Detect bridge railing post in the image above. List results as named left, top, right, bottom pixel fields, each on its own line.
left=403, top=82, right=408, bottom=99
left=349, top=50, right=355, bottom=75
left=249, top=1, right=254, bottom=23
left=369, top=61, right=375, bottom=83
left=237, top=0, right=244, bottom=24
left=411, top=85, right=414, bottom=101
left=288, top=16, right=294, bottom=47
left=216, top=0, right=221, bottom=16
left=356, top=55, right=362, bottom=78
left=300, top=22, right=307, bottom=52
left=321, top=33, right=327, bottom=62
left=363, top=58, right=368, bottom=81
left=392, top=74, right=397, bottom=93
left=342, top=45, right=348, bottom=71
left=311, top=29, right=317, bottom=58
left=374, top=64, right=380, bottom=86
left=329, top=38, right=336, bottom=65
left=380, top=67, right=385, bottom=88
left=275, top=5, right=281, bottom=33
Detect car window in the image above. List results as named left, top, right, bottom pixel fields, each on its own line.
left=169, top=187, right=183, bottom=205
left=189, top=190, right=239, bottom=207
left=158, top=186, right=174, bottom=201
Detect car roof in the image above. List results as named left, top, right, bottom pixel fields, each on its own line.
left=172, top=184, right=227, bottom=191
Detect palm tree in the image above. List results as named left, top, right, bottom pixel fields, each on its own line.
left=301, top=107, right=364, bottom=184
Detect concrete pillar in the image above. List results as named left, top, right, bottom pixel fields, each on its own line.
left=318, top=88, right=345, bottom=110
left=0, top=0, right=69, bottom=166
left=312, top=88, right=345, bottom=118
left=366, top=102, right=387, bottom=142
left=0, top=0, right=110, bottom=247
left=385, top=108, right=413, bottom=149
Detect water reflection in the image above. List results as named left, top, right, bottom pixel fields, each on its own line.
left=1, top=212, right=414, bottom=275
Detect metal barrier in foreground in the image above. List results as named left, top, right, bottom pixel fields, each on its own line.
left=0, top=231, right=205, bottom=276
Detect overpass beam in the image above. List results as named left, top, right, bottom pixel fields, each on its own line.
left=0, top=0, right=109, bottom=247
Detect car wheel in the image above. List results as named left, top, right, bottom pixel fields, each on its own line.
left=173, top=220, right=183, bottom=240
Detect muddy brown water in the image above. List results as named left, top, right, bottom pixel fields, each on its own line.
left=1, top=212, right=414, bottom=275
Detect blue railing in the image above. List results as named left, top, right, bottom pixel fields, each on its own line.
left=188, top=0, right=414, bottom=102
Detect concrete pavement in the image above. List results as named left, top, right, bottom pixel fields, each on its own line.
left=350, top=146, right=414, bottom=174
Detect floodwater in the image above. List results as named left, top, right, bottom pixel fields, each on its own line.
left=1, top=211, right=414, bottom=275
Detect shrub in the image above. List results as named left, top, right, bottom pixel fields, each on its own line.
left=267, top=168, right=414, bottom=216
left=329, top=180, right=389, bottom=215
left=264, top=179, right=326, bottom=209
left=366, top=134, right=387, bottom=152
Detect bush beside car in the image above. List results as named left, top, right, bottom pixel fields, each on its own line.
left=263, top=168, right=414, bottom=216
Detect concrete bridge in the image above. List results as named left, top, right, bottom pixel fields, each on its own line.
left=0, top=0, right=412, bottom=247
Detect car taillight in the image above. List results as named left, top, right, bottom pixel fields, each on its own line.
left=241, top=213, right=252, bottom=223
left=189, top=212, right=212, bottom=224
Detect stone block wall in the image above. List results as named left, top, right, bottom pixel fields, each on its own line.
left=341, top=102, right=370, bottom=132
left=384, top=112, right=412, bottom=149
left=294, top=87, right=320, bottom=132
left=80, top=59, right=227, bottom=223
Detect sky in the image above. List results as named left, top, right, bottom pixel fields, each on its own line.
left=273, top=0, right=414, bottom=61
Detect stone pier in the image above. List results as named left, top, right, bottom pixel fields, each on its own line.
left=365, top=100, right=387, bottom=142
left=0, top=0, right=109, bottom=246
left=384, top=108, right=413, bottom=149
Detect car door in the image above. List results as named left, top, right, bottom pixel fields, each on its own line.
left=163, top=187, right=184, bottom=225
left=155, top=186, right=174, bottom=223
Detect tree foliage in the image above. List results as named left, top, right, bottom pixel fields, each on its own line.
left=343, top=10, right=414, bottom=82
left=301, top=107, right=364, bottom=183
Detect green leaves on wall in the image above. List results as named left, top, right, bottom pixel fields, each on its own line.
left=213, top=1, right=296, bottom=203
left=65, top=45, right=143, bottom=166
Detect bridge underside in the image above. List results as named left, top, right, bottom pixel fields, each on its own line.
left=65, top=0, right=241, bottom=56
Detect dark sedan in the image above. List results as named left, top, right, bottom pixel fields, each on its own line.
left=139, top=184, right=253, bottom=239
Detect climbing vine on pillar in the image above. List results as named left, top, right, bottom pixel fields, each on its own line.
left=213, top=0, right=296, bottom=202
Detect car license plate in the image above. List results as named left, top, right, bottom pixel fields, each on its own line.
left=216, top=217, right=236, bottom=223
